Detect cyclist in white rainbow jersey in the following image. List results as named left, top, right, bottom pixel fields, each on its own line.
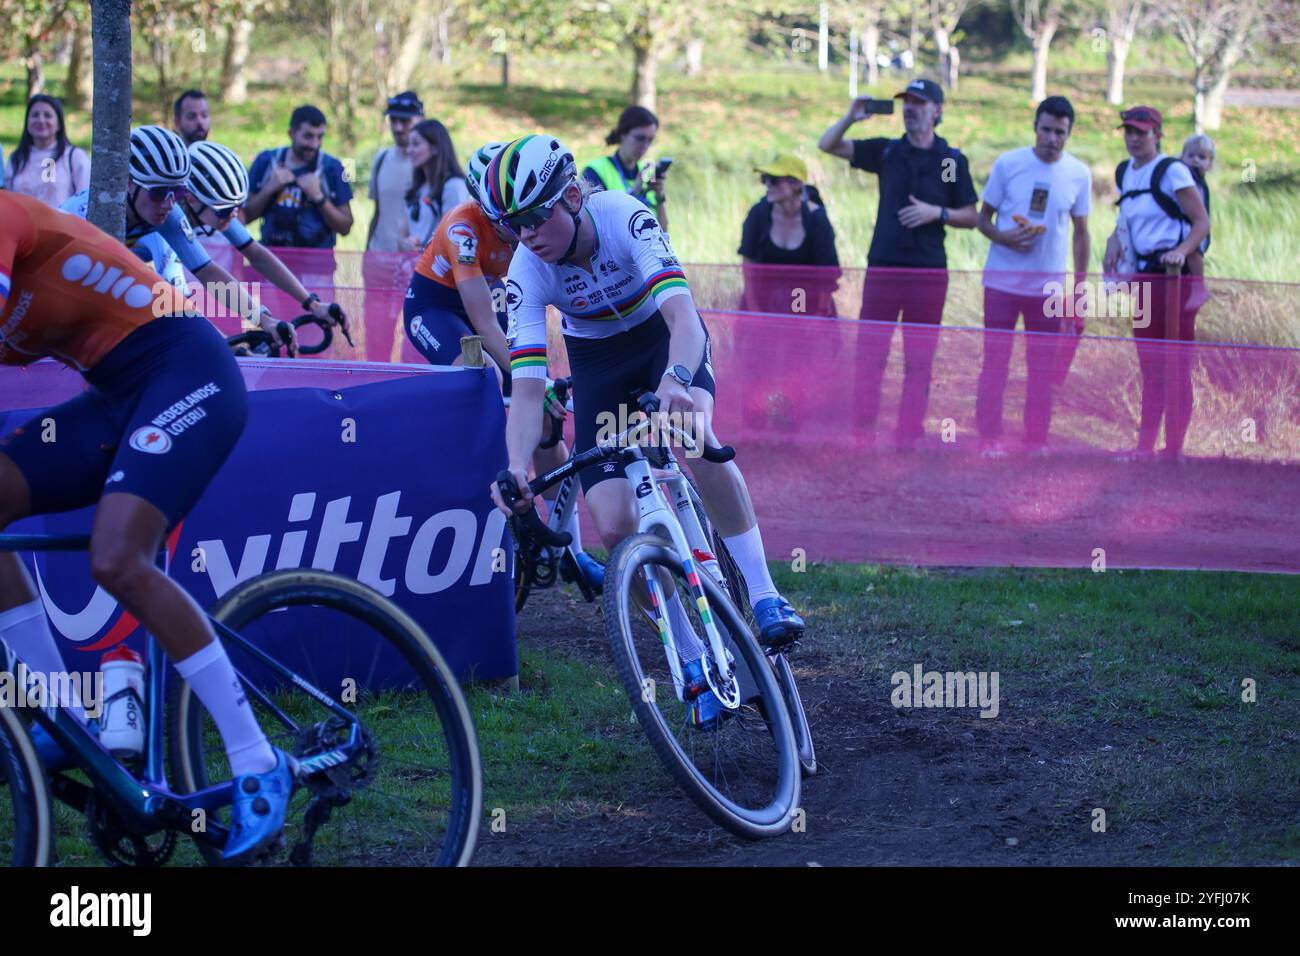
left=485, top=135, right=805, bottom=725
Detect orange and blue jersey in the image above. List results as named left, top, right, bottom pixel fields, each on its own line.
left=0, top=191, right=188, bottom=370
left=414, top=201, right=515, bottom=291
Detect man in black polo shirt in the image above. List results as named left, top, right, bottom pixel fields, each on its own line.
left=819, top=78, right=978, bottom=449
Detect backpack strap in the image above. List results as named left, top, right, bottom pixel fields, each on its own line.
left=1114, top=160, right=1129, bottom=196
left=1117, top=157, right=1189, bottom=225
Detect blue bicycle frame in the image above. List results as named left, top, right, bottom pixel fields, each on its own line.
left=0, top=532, right=361, bottom=852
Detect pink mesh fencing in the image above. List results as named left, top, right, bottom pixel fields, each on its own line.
left=7, top=248, right=1298, bottom=573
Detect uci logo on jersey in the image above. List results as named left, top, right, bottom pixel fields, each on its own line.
left=564, top=278, right=588, bottom=294
left=628, top=210, right=660, bottom=242
left=61, top=255, right=156, bottom=310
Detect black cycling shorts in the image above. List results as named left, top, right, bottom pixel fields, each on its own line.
left=404, top=273, right=510, bottom=374
left=564, top=311, right=716, bottom=494
left=0, top=315, right=248, bottom=529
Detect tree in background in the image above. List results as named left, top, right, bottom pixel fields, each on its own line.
left=1163, top=0, right=1269, bottom=131
left=88, top=0, right=133, bottom=241
left=1012, top=0, right=1064, bottom=103
left=65, top=2, right=94, bottom=110
left=1095, top=0, right=1148, bottom=106
left=0, top=0, right=77, bottom=99
left=929, top=0, right=977, bottom=90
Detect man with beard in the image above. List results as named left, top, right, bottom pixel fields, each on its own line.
left=819, top=79, right=978, bottom=450
left=174, top=89, right=211, bottom=145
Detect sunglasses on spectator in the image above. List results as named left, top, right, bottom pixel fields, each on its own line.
left=760, top=174, right=797, bottom=186
left=498, top=192, right=567, bottom=233
left=141, top=184, right=189, bottom=203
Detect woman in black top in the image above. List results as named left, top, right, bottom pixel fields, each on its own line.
left=739, top=154, right=840, bottom=317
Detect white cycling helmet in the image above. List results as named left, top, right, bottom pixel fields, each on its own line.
left=482, top=134, right=577, bottom=217
left=466, top=141, right=506, bottom=206
left=188, top=141, right=249, bottom=210
left=129, top=125, right=191, bottom=187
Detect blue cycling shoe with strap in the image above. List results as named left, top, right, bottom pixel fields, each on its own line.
left=681, top=658, right=728, bottom=731
left=753, top=596, right=806, bottom=651
left=223, top=748, right=296, bottom=865
left=573, top=552, right=605, bottom=593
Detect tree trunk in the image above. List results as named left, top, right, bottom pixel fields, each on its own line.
left=1106, top=34, right=1130, bottom=105
left=863, top=19, right=880, bottom=88
left=909, top=3, right=922, bottom=76
left=220, top=18, right=253, bottom=104
left=88, top=0, right=133, bottom=242
left=934, top=25, right=954, bottom=89
left=1030, top=23, right=1057, bottom=103
left=391, top=4, right=433, bottom=92
left=947, top=44, right=960, bottom=90
left=1203, top=68, right=1231, bottom=131
left=66, top=14, right=94, bottom=110
left=632, top=43, right=658, bottom=112
left=500, top=52, right=510, bottom=88
left=436, top=6, right=453, bottom=66
left=685, top=37, right=704, bottom=77
left=25, top=38, right=45, bottom=99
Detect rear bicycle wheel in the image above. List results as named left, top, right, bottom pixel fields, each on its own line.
left=603, top=532, right=799, bottom=839
left=682, top=473, right=816, bottom=776
left=0, top=704, right=55, bottom=866
left=168, top=569, right=482, bottom=867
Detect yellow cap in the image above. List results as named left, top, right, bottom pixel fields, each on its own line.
left=754, top=153, right=808, bottom=183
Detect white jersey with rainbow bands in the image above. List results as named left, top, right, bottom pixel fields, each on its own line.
left=505, top=189, right=690, bottom=380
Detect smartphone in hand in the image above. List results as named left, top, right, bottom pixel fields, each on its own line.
left=861, top=98, right=895, bottom=115
left=654, top=157, right=673, bottom=179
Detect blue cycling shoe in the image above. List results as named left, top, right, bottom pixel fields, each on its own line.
left=30, top=719, right=98, bottom=772
left=572, top=552, right=605, bottom=593
left=753, top=596, right=806, bottom=651
left=223, top=748, right=296, bottom=865
left=681, top=658, right=728, bottom=732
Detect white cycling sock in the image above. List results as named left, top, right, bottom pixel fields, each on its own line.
left=174, top=641, right=275, bottom=776
left=722, top=525, right=780, bottom=607
left=666, top=591, right=707, bottom=662
left=0, top=599, right=85, bottom=719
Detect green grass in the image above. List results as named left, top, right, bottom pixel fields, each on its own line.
left=4, top=46, right=1299, bottom=288
left=8, top=563, right=1295, bottom=865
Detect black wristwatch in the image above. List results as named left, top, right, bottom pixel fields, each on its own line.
left=301, top=293, right=321, bottom=310
left=664, top=364, right=692, bottom=388
left=939, top=207, right=950, bottom=225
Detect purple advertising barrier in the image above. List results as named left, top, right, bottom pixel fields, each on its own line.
left=1, top=366, right=516, bottom=686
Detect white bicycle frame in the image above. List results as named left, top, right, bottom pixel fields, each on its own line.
left=616, top=424, right=743, bottom=711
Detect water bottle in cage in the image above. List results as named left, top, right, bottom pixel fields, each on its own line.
left=99, top=645, right=146, bottom=759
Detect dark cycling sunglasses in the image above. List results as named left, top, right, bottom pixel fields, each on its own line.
left=760, top=174, right=795, bottom=186
left=142, top=184, right=189, bottom=202
left=499, top=193, right=566, bottom=233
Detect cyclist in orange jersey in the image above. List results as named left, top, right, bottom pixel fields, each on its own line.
left=404, top=142, right=603, bottom=589
left=0, top=191, right=293, bottom=864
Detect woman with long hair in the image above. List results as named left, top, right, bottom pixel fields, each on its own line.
left=400, top=119, right=469, bottom=251
left=4, top=94, right=90, bottom=207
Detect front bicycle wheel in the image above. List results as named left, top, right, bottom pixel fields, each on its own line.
left=603, top=533, right=800, bottom=839
left=0, top=704, right=55, bottom=866
left=683, top=473, right=817, bottom=777
left=168, top=569, right=482, bottom=867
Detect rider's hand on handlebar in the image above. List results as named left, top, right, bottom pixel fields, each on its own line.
left=656, top=376, right=695, bottom=418
left=258, top=309, right=297, bottom=356
left=312, top=299, right=354, bottom=346
left=490, top=466, right=534, bottom=517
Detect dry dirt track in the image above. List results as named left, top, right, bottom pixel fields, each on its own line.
left=470, top=589, right=1179, bottom=868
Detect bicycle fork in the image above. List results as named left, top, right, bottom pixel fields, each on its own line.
left=626, top=457, right=741, bottom=710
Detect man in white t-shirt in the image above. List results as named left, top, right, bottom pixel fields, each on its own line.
left=975, top=95, right=1092, bottom=452
left=366, top=91, right=422, bottom=254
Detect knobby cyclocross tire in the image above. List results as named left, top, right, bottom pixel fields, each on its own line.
left=603, top=533, right=800, bottom=839
left=167, top=569, right=482, bottom=867
left=0, top=704, right=55, bottom=866
left=682, top=473, right=817, bottom=776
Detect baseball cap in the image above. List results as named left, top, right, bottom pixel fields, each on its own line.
left=385, top=91, right=424, bottom=118
left=754, top=154, right=808, bottom=182
left=1117, top=105, right=1162, bottom=131
left=894, top=78, right=944, bottom=105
